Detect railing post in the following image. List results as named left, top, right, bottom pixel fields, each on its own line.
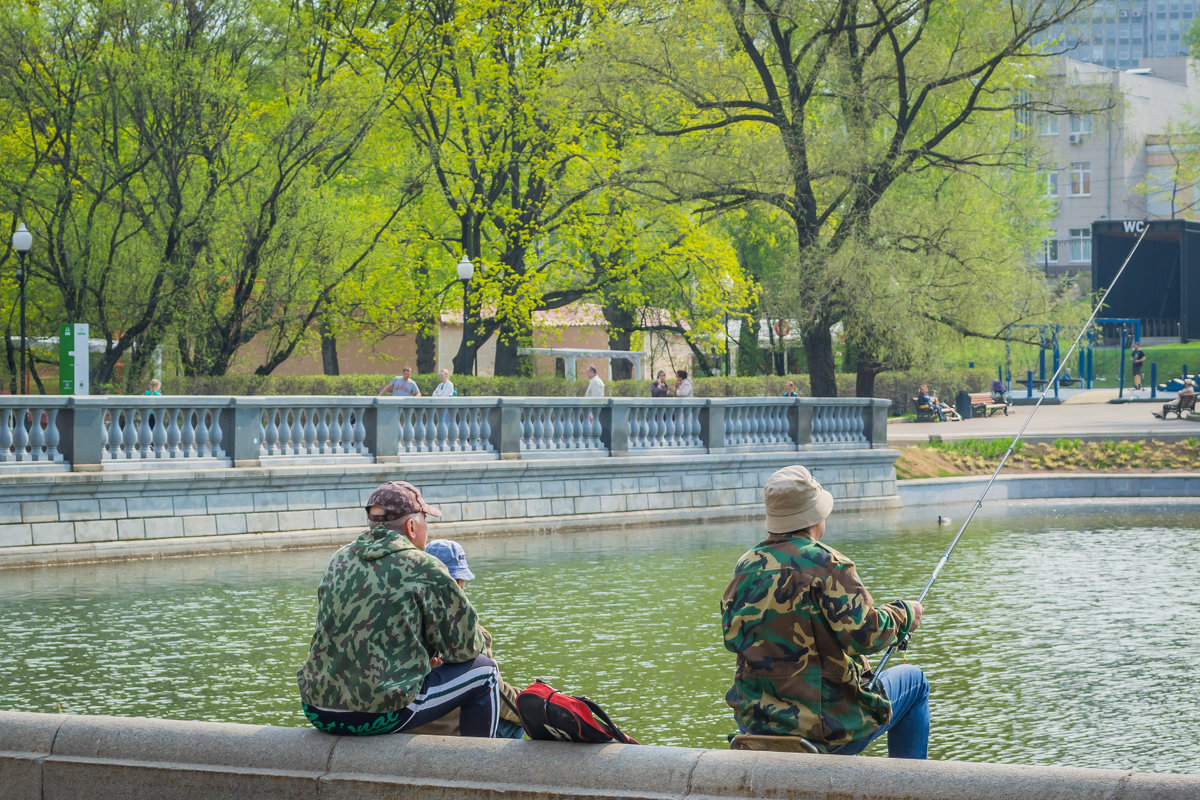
left=793, top=401, right=813, bottom=448
left=62, top=398, right=104, bottom=472
left=605, top=401, right=629, bottom=457
left=223, top=399, right=263, bottom=468
left=864, top=400, right=889, bottom=448
left=492, top=399, right=523, bottom=460
left=369, top=400, right=400, bottom=464
left=701, top=400, right=725, bottom=453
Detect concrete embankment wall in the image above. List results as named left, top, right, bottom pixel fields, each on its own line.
left=4, top=711, right=1197, bottom=800
left=0, top=450, right=900, bottom=568
left=899, top=473, right=1200, bottom=508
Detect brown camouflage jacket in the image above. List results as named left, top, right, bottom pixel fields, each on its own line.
left=297, top=525, right=486, bottom=713
left=720, top=532, right=916, bottom=747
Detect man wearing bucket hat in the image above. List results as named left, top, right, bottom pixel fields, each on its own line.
left=297, top=481, right=501, bottom=737
left=721, top=465, right=930, bottom=758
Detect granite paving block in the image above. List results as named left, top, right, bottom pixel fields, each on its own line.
left=733, top=487, right=758, bottom=505
left=75, top=520, right=118, bottom=543
left=550, top=497, right=576, bottom=515
left=466, top=484, right=499, bottom=501
left=30, top=522, right=74, bottom=545
left=610, top=477, right=638, bottom=494
left=495, top=482, right=521, bottom=499
left=253, top=493, right=289, bottom=512
left=460, top=504, right=486, bottom=521
left=285, top=491, right=324, bottom=511
left=579, top=478, right=612, bottom=496
left=21, top=501, right=58, bottom=523
left=516, top=481, right=544, bottom=499
left=682, top=473, right=713, bottom=491
left=605, top=494, right=629, bottom=513
left=117, top=519, right=147, bottom=540
left=125, top=496, right=175, bottom=518
left=98, top=498, right=127, bottom=519
left=538, top=480, right=565, bottom=498
left=562, top=480, right=580, bottom=497
left=625, top=493, right=649, bottom=511
left=637, top=477, right=660, bottom=492
left=278, top=510, right=316, bottom=531
left=57, top=500, right=100, bottom=521
left=484, top=501, right=507, bottom=519
left=574, top=496, right=602, bottom=514
left=524, top=498, right=552, bottom=517
left=244, top=512, right=280, bottom=533
left=437, top=503, right=463, bottom=523
left=646, top=493, right=675, bottom=510
left=144, top=517, right=184, bottom=539
left=215, top=515, right=248, bottom=535
left=337, top=509, right=362, bottom=527
left=172, top=495, right=209, bottom=516
left=183, top=516, right=218, bottom=537
left=207, top=493, right=256, bottom=514
left=312, top=509, right=340, bottom=529
left=0, top=503, right=23, bottom=524
left=504, top=499, right=527, bottom=518
left=658, top=475, right=683, bottom=491
left=0, top=523, right=32, bottom=547
left=324, top=489, right=364, bottom=507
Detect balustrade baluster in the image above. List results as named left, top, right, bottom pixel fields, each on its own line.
left=26, top=409, right=45, bottom=460
left=264, top=410, right=279, bottom=456
left=353, top=408, right=367, bottom=453
left=196, top=410, right=213, bottom=458
left=208, top=409, right=225, bottom=458
left=105, top=408, right=122, bottom=459
left=165, top=409, right=182, bottom=457
left=466, top=408, right=481, bottom=451
left=44, top=408, right=61, bottom=461
left=630, top=407, right=646, bottom=448
left=299, top=409, right=315, bottom=454
left=532, top=409, right=546, bottom=449
left=151, top=407, right=168, bottom=457
left=315, top=410, right=330, bottom=455
left=340, top=410, right=354, bottom=454
left=0, top=410, right=14, bottom=461
left=180, top=410, right=197, bottom=458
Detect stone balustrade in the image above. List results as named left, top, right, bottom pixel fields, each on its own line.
left=0, top=396, right=890, bottom=473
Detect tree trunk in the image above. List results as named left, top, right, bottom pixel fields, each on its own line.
left=602, top=299, right=635, bottom=380
left=803, top=325, right=838, bottom=397
left=855, top=360, right=884, bottom=399
left=736, top=314, right=765, bottom=376
left=415, top=329, right=436, bottom=375
left=320, top=323, right=340, bottom=375
left=493, top=315, right=533, bottom=377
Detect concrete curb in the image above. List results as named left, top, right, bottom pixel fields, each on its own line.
left=3, top=711, right=1197, bottom=800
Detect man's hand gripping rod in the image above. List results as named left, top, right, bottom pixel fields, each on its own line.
left=866, top=222, right=1152, bottom=690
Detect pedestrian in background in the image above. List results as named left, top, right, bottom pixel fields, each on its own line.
left=674, top=370, right=693, bottom=398
left=379, top=367, right=422, bottom=397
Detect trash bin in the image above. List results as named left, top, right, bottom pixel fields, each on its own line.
left=955, top=390, right=972, bottom=420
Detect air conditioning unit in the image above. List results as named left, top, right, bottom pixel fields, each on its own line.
left=1068, top=133, right=1083, bottom=144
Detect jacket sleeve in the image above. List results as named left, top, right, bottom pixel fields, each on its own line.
left=419, top=569, right=486, bottom=663
left=814, top=558, right=915, bottom=657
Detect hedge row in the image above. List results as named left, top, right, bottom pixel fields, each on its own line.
left=164, top=368, right=996, bottom=416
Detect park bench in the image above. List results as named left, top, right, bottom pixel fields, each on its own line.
left=1155, top=392, right=1196, bottom=420
left=911, top=397, right=938, bottom=422
left=968, top=392, right=1009, bottom=417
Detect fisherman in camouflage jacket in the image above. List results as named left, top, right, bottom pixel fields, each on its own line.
left=721, top=465, right=930, bottom=758
left=297, top=480, right=501, bottom=736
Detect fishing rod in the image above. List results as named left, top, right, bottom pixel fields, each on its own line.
left=867, top=221, right=1152, bottom=689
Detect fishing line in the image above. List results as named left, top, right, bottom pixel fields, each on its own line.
left=867, top=221, right=1152, bottom=688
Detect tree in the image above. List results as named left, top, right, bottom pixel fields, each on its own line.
left=598, top=0, right=1099, bottom=395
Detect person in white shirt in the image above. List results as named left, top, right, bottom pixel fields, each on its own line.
left=674, top=370, right=694, bottom=398
left=584, top=365, right=605, bottom=398
left=432, top=369, right=456, bottom=397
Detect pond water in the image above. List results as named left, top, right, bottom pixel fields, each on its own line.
left=1, top=500, right=1198, bottom=774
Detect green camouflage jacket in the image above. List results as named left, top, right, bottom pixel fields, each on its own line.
left=720, top=532, right=916, bottom=748
left=297, top=525, right=486, bottom=713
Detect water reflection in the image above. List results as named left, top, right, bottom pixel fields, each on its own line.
left=1, top=501, right=1198, bottom=773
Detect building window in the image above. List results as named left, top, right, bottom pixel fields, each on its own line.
left=1044, top=238, right=1060, bottom=264
left=1068, top=228, right=1092, bottom=262
left=1070, top=162, right=1091, bottom=196
left=1069, top=115, right=1092, bottom=135
left=1042, top=170, right=1059, bottom=196
left=1037, top=114, right=1059, bottom=136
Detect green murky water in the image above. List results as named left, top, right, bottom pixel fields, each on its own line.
left=1, top=500, right=1198, bottom=773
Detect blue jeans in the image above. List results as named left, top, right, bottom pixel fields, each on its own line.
left=834, top=664, right=929, bottom=759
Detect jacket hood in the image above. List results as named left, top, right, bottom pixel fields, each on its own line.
left=350, top=525, right=415, bottom=561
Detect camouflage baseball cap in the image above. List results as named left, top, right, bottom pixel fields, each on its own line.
left=365, top=480, right=443, bottom=522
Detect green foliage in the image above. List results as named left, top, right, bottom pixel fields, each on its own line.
left=925, top=438, right=1024, bottom=459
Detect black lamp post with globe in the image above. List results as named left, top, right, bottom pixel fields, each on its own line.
left=12, top=222, right=32, bottom=395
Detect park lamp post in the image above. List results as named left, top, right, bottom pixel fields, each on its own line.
left=12, top=222, right=32, bottom=395
left=456, top=254, right=474, bottom=375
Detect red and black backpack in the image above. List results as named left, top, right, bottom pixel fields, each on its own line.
left=516, top=679, right=639, bottom=744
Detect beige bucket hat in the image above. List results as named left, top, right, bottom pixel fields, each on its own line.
left=764, top=465, right=834, bottom=534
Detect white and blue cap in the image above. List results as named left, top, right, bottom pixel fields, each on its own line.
left=426, top=539, right=475, bottom=582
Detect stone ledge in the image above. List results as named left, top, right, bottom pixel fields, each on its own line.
left=2, top=711, right=1196, bottom=800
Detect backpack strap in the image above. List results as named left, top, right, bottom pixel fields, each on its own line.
left=579, top=696, right=638, bottom=745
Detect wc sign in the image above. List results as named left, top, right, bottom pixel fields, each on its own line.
left=1122, top=220, right=1149, bottom=233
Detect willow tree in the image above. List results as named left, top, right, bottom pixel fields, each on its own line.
left=599, top=0, right=1098, bottom=396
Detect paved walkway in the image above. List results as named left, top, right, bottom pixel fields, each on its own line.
left=888, top=388, right=1200, bottom=444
